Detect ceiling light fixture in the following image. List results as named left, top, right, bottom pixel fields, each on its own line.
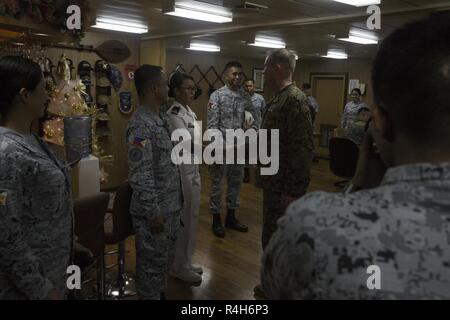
left=322, top=49, right=348, bottom=59
left=338, top=29, right=378, bottom=44
left=31, top=32, right=50, bottom=37
left=92, top=17, right=148, bottom=34
left=332, top=0, right=380, bottom=7
left=187, top=41, right=221, bottom=52
left=248, top=36, right=285, bottom=49
left=164, top=1, right=233, bottom=23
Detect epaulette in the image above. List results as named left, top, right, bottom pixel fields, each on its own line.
left=171, top=105, right=181, bottom=115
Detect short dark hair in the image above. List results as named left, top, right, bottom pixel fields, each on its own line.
left=372, top=12, right=450, bottom=141
left=168, top=72, right=194, bottom=98
left=351, top=88, right=362, bottom=96
left=267, top=49, right=296, bottom=72
left=302, top=83, right=311, bottom=90
left=224, top=61, right=243, bottom=72
left=134, top=64, right=163, bottom=99
left=244, top=79, right=254, bottom=84
left=0, top=56, right=42, bottom=120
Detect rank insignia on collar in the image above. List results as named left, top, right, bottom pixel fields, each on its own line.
left=0, top=191, right=7, bottom=206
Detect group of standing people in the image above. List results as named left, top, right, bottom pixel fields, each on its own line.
left=0, top=47, right=317, bottom=300
left=0, top=37, right=401, bottom=301
left=127, top=49, right=317, bottom=300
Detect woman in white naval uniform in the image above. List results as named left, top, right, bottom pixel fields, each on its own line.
left=167, top=72, right=203, bottom=283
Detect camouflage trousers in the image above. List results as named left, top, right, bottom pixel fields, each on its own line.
left=133, top=210, right=180, bottom=300
left=209, top=164, right=244, bottom=215
left=262, top=189, right=287, bottom=249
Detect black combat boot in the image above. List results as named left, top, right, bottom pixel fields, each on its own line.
left=225, top=209, right=248, bottom=232
left=212, top=214, right=225, bottom=238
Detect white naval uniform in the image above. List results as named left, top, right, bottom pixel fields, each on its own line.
left=166, top=101, right=202, bottom=272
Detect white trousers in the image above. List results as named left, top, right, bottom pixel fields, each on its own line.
left=172, top=163, right=201, bottom=271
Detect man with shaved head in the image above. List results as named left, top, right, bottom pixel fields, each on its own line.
left=255, top=49, right=313, bottom=297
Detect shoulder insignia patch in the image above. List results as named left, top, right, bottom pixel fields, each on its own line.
left=130, top=136, right=148, bottom=148
left=171, top=106, right=180, bottom=115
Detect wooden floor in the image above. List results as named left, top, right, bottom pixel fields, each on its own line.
left=117, top=159, right=342, bottom=300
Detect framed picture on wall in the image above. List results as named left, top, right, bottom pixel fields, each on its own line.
left=253, top=68, right=264, bottom=92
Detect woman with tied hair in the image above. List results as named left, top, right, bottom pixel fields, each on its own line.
left=0, top=56, right=73, bottom=300
left=166, top=72, right=203, bottom=283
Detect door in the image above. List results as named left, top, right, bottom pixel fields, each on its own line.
left=310, top=73, right=348, bottom=157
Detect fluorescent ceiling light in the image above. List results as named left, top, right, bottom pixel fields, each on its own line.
left=92, top=17, right=148, bottom=34
left=164, top=1, right=233, bottom=23
left=339, top=35, right=378, bottom=44
left=322, top=49, right=348, bottom=59
left=248, top=36, right=285, bottom=49
left=332, top=0, right=380, bottom=7
left=31, top=32, right=50, bottom=37
left=338, top=28, right=378, bottom=44
left=187, top=41, right=221, bottom=52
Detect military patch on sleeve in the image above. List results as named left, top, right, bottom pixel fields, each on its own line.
left=0, top=191, right=7, bottom=206
left=129, top=147, right=144, bottom=163
left=171, top=106, right=180, bottom=115
left=130, top=136, right=148, bottom=148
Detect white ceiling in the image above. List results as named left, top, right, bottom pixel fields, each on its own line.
left=91, top=0, right=450, bottom=59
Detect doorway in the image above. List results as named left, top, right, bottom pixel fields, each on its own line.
left=310, top=73, right=348, bottom=157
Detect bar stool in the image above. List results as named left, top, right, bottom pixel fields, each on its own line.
left=73, top=192, right=110, bottom=300
left=104, top=182, right=136, bottom=299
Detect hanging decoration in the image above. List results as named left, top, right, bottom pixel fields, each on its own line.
left=43, top=54, right=113, bottom=183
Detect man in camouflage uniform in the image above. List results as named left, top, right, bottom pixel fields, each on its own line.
left=127, top=65, right=183, bottom=300
left=243, top=79, right=266, bottom=183
left=207, top=61, right=260, bottom=238
left=254, top=49, right=313, bottom=297
left=261, top=14, right=450, bottom=299
left=257, top=49, right=313, bottom=250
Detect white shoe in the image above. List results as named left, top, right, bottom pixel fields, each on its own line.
left=170, top=268, right=202, bottom=283
left=190, top=264, right=203, bottom=275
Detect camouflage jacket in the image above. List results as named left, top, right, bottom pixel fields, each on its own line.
left=262, top=163, right=450, bottom=299
left=207, top=85, right=261, bottom=134
left=251, top=93, right=266, bottom=122
left=0, top=128, right=73, bottom=299
left=126, top=107, right=183, bottom=221
left=257, top=84, right=313, bottom=197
